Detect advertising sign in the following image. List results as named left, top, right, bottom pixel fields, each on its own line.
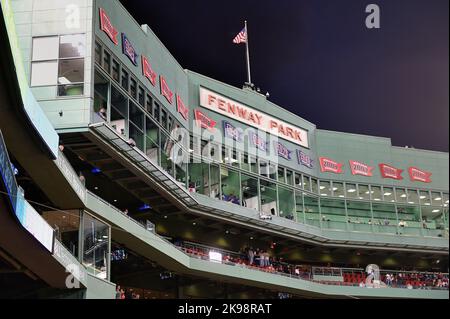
left=142, top=56, right=157, bottom=86
left=160, top=76, right=174, bottom=104
left=223, top=121, right=243, bottom=142
left=273, top=142, right=292, bottom=160
left=379, top=164, right=403, bottom=180
left=297, top=150, right=314, bottom=169
left=408, top=167, right=432, bottom=183
left=194, top=110, right=216, bottom=131
left=122, top=33, right=138, bottom=65
left=99, top=8, right=118, bottom=45
left=177, top=95, right=189, bottom=120
left=249, top=132, right=268, bottom=152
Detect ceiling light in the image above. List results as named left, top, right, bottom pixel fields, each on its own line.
left=321, top=194, right=328, bottom=197
left=401, top=194, right=407, bottom=198
left=192, top=222, right=196, bottom=226
left=339, top=195, right=345, bottom=198
left=420, top=196, right=426, bottom=199
left=348, top=189, right=356, bottom=193
left=320, top=186, right=326, bottom=190
left=94, top=186, right=99, bottom=190
left=332, top=187, right=338, bottom=191
left=225, top=230, right=229, bottom=234
left=374, top=198, right=381, bottom=201
left=432, top=209, right=440, bottom=213
left=384, top=192, right=392, bottom=196
left=434, top=197, right=442, bottom=201
left=250, top=237, right=254, bottom=240
left=408, top=201, right=415, bottom=205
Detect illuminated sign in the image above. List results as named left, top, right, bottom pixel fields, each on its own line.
left=273, top=142, right=292, bottom=160
left=142, top=56, right=157, bottom=86
left=320, top=157, right=343, bottom=174
left=297, top=150, right=314, bottom=169
left=249, top=132, right=268, bottom=152
left=194, top=110, right=216, bottom=131
left=177, top=95, right=189, bottom=120
left=122, top=33, right=138, bottom=65
left=408, top=167, right=432, bottom=183
left=379, top=164, right=403, bottom=180
left=349, top=160, right=374, bottom=177
left=160, top=76, right=174, bottom=104
left=200, top=88, right=309, bottom=148
left=99, top=8, right=118, bottom=45
left=223, top=121, right=243, bottom=142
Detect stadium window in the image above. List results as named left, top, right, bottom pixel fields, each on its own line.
left=260, top=179, right=277, bottom=216
left=286, top=170, right=294, bottom=186
left=279, top=187, right=295, bottom=220
left=311, top=178, right=318, bottom=194
left=145, top=116, right=160, bottom=164
left=112, top=59, right=120, bottom=82
left=121, top=68, right=129, bottom=91
left=302, top=175, right=311, bottom=192
left=95, top=41, right=102, bottom=65
left=332, top=182, right=344, bottom=198
left=242, top=174, right=259, bottom=211
left=146, top=94, right=153, bottom=114
left=161, top=108, right=168, bottom=129
left=130, top=77, right=137, bottom=99
left=278, top=166, right=286, bottom=183
left=396, top=188, right=407, bottom=203
left=294, top=173, right=302, bottom=188
left=138, top=86, right=145, bottom=107
left=93, top=71, right=109, bottom=123
left=319, top=180, right=331, bottom=197
left=103, top=49, right=111, bottom=73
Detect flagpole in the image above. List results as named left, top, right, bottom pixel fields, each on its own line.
left=245, top=20, right=252, bottom=85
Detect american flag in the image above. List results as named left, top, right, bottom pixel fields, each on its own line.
left=233, top=28, right=247, bottom=44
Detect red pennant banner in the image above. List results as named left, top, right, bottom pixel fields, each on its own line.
left=99, top=8, right=118, bottom=45
left=142, top=56, right=157, bottom=87
left=160, top=76, right=174, bottom=104
left=319, top=157, right=344, bottom=174
left=176, top=95, right=189, bottom=120
left=194, top=110, right=216, bottom=131
left=408, top=167, right=432, bottom=183
left=349, top=160, right=374, bottom=177
left=379, top=164, right=403, bottom=180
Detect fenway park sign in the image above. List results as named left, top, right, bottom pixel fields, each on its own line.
left=200, top=87, right=309, bottom=148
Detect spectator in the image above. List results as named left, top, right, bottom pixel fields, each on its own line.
left=248, top=248, right=254, bottom=265
left=115, top=285, right=122, bottom=299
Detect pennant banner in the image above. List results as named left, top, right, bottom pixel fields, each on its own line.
left=142, top=56, right=157, bottom=86
left=122, top=33, right=138, bottom=66
left=349, top=160, right=374, bottom=177
left=297, top=150, right=314, bottom=169
left=379, top=164, right=403, bottom=180
left=223, top=121, right=243, bottom=142
left=194, top=110, right=216, bottom=131
left=273, top=142, right=292, bottom=160
left=160, top=76, right=174, bottom=104
left=99, top=8, right=118, bottom=45
left=409, top=167, right=432, bottom=183
left=320, top=157, right=343, bottom=174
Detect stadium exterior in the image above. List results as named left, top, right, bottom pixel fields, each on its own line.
left=0, top=0, right=448, bottom=299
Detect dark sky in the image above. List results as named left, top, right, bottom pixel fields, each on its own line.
left=119, top=0, right=449, bottom=152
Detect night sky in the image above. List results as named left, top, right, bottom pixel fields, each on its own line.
left=119, top=0, right=449, bottom=152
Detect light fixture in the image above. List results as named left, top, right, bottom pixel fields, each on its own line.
left=424, top=203, right=431, bottom=206
left=114, top=199, right=118, bottom=203
left=320, top=186, right=326, bottom=190
left=420, top=196, right=426, bottom=199
left=432, top=209, right=440, bottom=213
left=374, top=198, right=381, bottom=201
left=250, top=237, right=254, bottom=240
left=192, top=222, right=196, bottom=226
left=94, top=186, right=99, bottom=190
left=434, top=197, right=442, bottom=201
left=384, top=192, right=392, bottom=196
left=332, top=187, right=338, bottom=191
left=225, top=230, right=229, bottom=234
left=408, top=201, right=415, bottom=205
left=164, top=215, right=168, bottom=219
left=321, top=194, right=328, bottom=197
left=401, top=194, right=407, bottom=198
left=339, top=195, right=345, bottom=198
left=102, top=235, right=108, bottom=239
left=348, top=189, right=356, bottom=193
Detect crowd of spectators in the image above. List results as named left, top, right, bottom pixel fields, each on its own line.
left=172, top=240, right=448, bottom=290
left=115, top=285, right=141, bottom=299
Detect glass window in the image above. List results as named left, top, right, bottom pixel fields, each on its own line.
left=278, top=167, right=285, bottom=183
left=346, top=183, right=357, bottom=198
left=372, top=203, right=397, bottom=233
left=286, top=170, right=294, bottom=186
left=346, top=201, right=372, bottom=222
left=58, top=58, right=84, bottom=84
left=161, top=108, right=168, bottom=129
left=241, top=154, right=250, bottom=171
left=304, top=195, right=320, bottom=227
left=242, top=174, right=259, bottom=211
left=319, top=181, right=331, bottom=197
left=129, top=123, right=144, bottom=151
left=130, top=78, right=137, bottom=99
left=311, top=178, right=318, bottom=194
left=145, top=116, right=159, bottom=164
left=279, top=187, right=295, bottom=220
left=95, top=42, right=102, bottom=65
left=396, top=188, right=407, bottom=203
left=188, top=161, right=209, bottom=196
left=146, top=94, right=153, bottom=114
left=210, top=164, right=220, bottom=199
left=59, top=34, right=85, bottom=58
left=443, top=193, right=449, bottom=207
left=210, top=143, right=221, bottom=162
left=250, top=156, right=258, bottom=174
left=303, top=175, right=311, bottom=192
left=407, top=189, right=419, bottom=205
left=295, top=173, right=302, bottom=188
left=93, top=71, right=109, bottom=122
left=32, top=36, right=59, bottom=61
left=431, top=192, right=443, bottom=206
left=421, top=206, right=444, bottom=234
left=419, top=190, right=431, bottom=206
left=129, top=102, right=144, bottom=130
left=112, top=60, right=120, bottom=82
left=43, top=210, right=80, bottom=258
left=31, top=61, right=58, bottom=86
left=121, top=69, right=129, bottom=91
left=371, top=186, right=382, bottom=201
left=332, top=182, right=344, bottom=198
left=260, top=179, right=277, bottom=216
left=153, top=102, right=160, bottom=122
left=269, top=163, right=277, bottom=180
left=138, top=86, right=145, bottom=107
left=383, top=187, right=395, bottom=203
left=103, top=50, right=111, bottom=73
left=160, top=132, right=174, bottom=176
left=82, top=213, right=110, bottom=280
left=358, top=184, right=370, bottom=200
left=231, top=150, right=239, bottom=168
left=259, top=161, right=269, bottom=178
left=110, top=86, right=128, bottom=136
left=320, top=199, right=347, bottom=229
left=397, top=205, right=421, bottom=226
left=295, top=191, right=304, bottom=223
left=221, top=167, right=241, bottom=206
